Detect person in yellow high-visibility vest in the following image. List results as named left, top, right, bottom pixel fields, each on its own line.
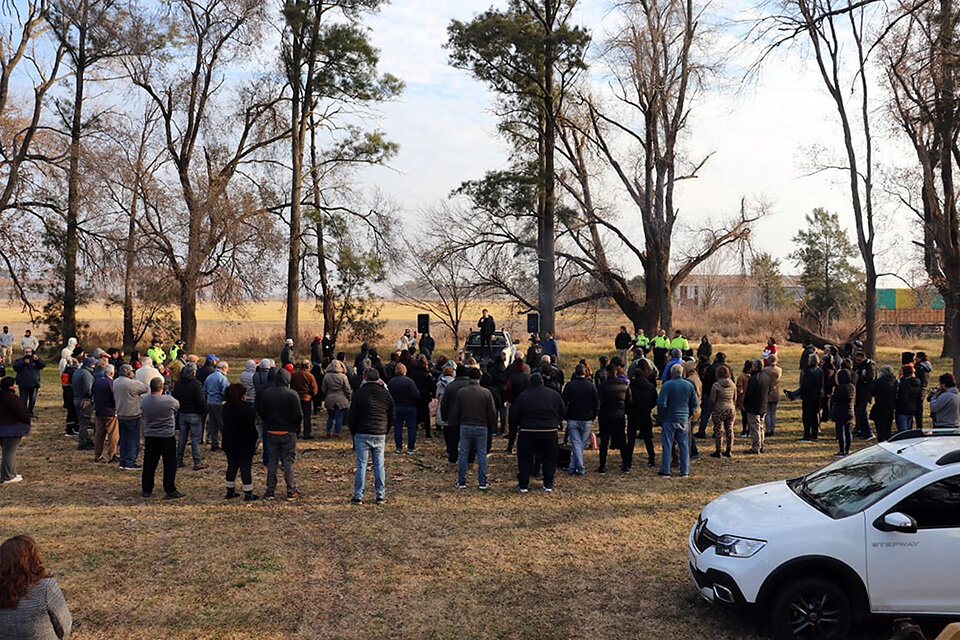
left=670, top=330, right=690, bottom=356
left=633, top=330, right=650, bottom=355
left=652, top=329, right=671, bottom=375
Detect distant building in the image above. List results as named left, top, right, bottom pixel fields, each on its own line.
left=876, top=288, right=945, bottom=328
left=674, top=274, right=804, bottom=310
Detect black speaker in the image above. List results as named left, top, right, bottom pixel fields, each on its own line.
left=901, top=351, right=915, bottom=366
left=527, top=313, right=540, bottom=334
left=417, top=314, right=430, bottom=334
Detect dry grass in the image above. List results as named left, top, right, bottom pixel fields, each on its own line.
left=0, top=341, right=952, bottom=639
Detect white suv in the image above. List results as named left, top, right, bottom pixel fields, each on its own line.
left=689, top=431, right=960, bottom=640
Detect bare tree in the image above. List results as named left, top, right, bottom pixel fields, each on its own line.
left=125, top=0, right=286, bottom=348
left=0, top=0, right=67, bottom=309
left=581, top=0, right=756, bottom=335
left=751, top=0, right=885, bottom=358
left=884, top=0, right=960, bottom=372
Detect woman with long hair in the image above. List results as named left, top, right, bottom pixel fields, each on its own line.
left=0, top=535, right=72, bottom=639
left=0, top=377, right=30, bottom=484
left=221, top=383, right=259, bottom=501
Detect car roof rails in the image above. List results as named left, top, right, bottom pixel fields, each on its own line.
left=936, top=450, right=960, bottom=466
left=888, top=428, right=960, bottom=442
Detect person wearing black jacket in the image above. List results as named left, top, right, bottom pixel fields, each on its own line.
left=696, top=352, right=726, bottom=438
left=486, top=352, right=509, bottom=436
left=321, top=333, right=335, bottom=359
left=448, top=368, right=497, bottom=489
left=627, top=362, right=658, bottom=470
left=614, top=327, right=632, bottom=362
left=221, top=383, right=259, bottom=501
left=256, top=368, right=303, bottom=500
left=503, top=358, right=530, bottom=454
left=510, top=374, right=565, bottom=492
left=744, top=360, right=768, bottom=454
left=409, top=357, right=435, bottom=441
left=173, top=364, right=208, bottom=471
left=913, top=352, right=932, bottom=429
left=197, top=355, right=217, bottom=385
left=597, top=368, right=632, bottom=474
left=417, top=332, right=435, bottom=360
left=896, top=364, right=923, bottom=433
left=12, top=350, right=44, bottom=418
left=387, top=363, right=420, bottom=453
left=440, top=367, right=471, bottom=462
left=477, top=309, right=496, bottom=349
left=831, top=368, right=856, bottom=456
left=870, top=366, right=898, bottom=442
left=853, top=352, right=876, bottom=438
left=561, top=365, right=599, bottom=476
left=797, top=355, right=824, bottom=442
left=348, top=368, right=395, bottom=504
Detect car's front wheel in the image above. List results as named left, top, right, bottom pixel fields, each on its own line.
left=769, top=577, right=852, bottom=640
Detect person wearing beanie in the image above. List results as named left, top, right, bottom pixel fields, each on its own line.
left=256, top=368, right=303, bottom=500
left=172, top=362, right=208, bottom=471
left=661, top=348, right=683, bottom=384
left=348, top=367, right=395, bottom=504
left=197, top=355, right=217, bottom=385
left=280, top=339, right=295, bottom=368
left=12, top=348, right=44, bottom=418
left=72, top=356, right=96, bottom=450
left=509, top=373, right=565, bottom=492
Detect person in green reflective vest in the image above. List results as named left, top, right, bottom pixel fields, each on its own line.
left=633, top=330, right=650, bottom=355
left=146, top=338, right=166, bottom=367
left=652, top=330, right=671, bottom=375
left=670, top=330, right=690, bottom=354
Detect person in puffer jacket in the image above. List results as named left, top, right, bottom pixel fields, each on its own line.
left=831, top=367, right=856, bottom=457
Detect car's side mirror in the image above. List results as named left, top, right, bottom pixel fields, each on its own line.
left=512, top=340, right=520, bottom=345
left=874, top=512, right=918, bottom=534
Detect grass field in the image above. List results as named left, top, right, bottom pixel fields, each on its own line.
left=0, top=342, right=952, bottom=639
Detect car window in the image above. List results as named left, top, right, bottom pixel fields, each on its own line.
left=891, top=475, right=960, bottom=529
left=466, top=334, right=481, bottom=347
left=789, top=446, right=928, bottom=519
left=491, top=335, right=506, bottom=346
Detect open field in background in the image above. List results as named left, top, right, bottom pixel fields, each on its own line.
left=0, top=300, right=942, bottom=360
left=1, top=343, right=955, bottom=639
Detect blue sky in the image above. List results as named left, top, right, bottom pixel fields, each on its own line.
left=354, top=0, right=917, bottom=284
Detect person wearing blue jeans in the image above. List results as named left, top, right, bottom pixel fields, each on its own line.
left=895, top=413, right=914, bottom=433
left=353, top=433, right=386, bottom=501
left=448, top=369, right=497, bottom=489
left=566, top=420, right=591, bottom=475
left=177, top=413, right=204, bottom=468
left=656, top=363, right=698, bottom=478
left=348, top=367, right=395, bottom=504
left=387, top=363, right=420, bottom=453
left=326, top=408, right=346, bottom=436
left=117, top=418, right=141, bottom=469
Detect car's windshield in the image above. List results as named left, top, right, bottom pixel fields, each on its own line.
left=467, top=332, right=505, bottom=347
left=788, top=445, right=927, bottom=519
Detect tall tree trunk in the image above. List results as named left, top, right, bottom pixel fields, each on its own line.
left=643, top=244, right=670, bottom=336
left=63, top=26, right=87, bottom=342
left=122, top=184, right=138, bottom=354
left=308, top=119, right=335, bottom=338
left=286, top=87, right=303, bottom=342
left=864, top=270, right=877, bottom=359
left=537, top=0, right=556, bottom=336
left=179, top=278, right=198, bottom=350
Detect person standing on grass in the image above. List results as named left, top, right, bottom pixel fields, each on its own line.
left=280, top=338, right=295, bottom=368
left=0, top=327, right=12, bottom=365
left=72, top=357, right=96, bottom=451
left=58, top=337, right=77, bottom=373
left=349, top=367, right=395, bottom=505
left=696, top=352, right=726, bottom=438
left=615, top=326, right=632, bottom=363
left=913, top=352, right=932, bottom=430
left=113, top=364, right=148, bottom=471
left=140, top=377, right=183, bottom=499
left=596, top=365, right=631, bottom=474
left=440, top=365, right=472, bottom=462
left=761, top=337, right=778, bottom=365
left=12, top=349, right=44, bottom=419
left=708, top=364, right=736, bottom=458
left=656, top=364, right=698, bottom=478
left=91, top=364, right=119, bottom=464
left=853, top=351, right=876, bottom=439
left=410, top=355, right=435, bottom=440
left=0, top=377, right=30, bottom=485
left=169, top=348, right=187, bottom=382
left=735, top=360, right=751, bottom=437
left=172, top=363, right=208, bottom=472
left=561, top=364, right=599, bottom=476
left=256, top=368, right=303, bottom=500
left=222, top=383, right=259, bottom=501
left=929, top=372, right=960, bottom=428
left=871, top=365, right=897, bottom=442
left=626, top=360, right=658, bottom=470
left=290, top=360, right=319, bottom=441
left=19, top=330, right=38, bottom=355
left=386, top=362, right=419, bottom=454
left=831, top=367, right=856, bottom=456
left=895, top=364, right=922, bottom=433
left=743, top=360, right=769, bottom=455
left=135, top=356, right=163, bottom=389
left=321, top=359, right=351, bottom=437
left=449, top=367, right=497, bottom=490
left=662, top=348, right=683, bottom=383
left=240, top=360, right=258, bottom=406
left=510, top=373, right=565, bottom=493
left=761, top=354, right=782, bottom=437
left=0, top=535, right=72, bottom=639
left=796, top=355, right=824, bottom=442
left=203, top=361, right=229, bottom=451
left=60, top=358, right=79, bottom=437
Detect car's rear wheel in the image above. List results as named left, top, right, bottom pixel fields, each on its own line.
left=769, top=577, right=852, bottom=640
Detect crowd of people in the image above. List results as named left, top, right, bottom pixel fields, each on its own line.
left=0, top=320, right=957, bottom=503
